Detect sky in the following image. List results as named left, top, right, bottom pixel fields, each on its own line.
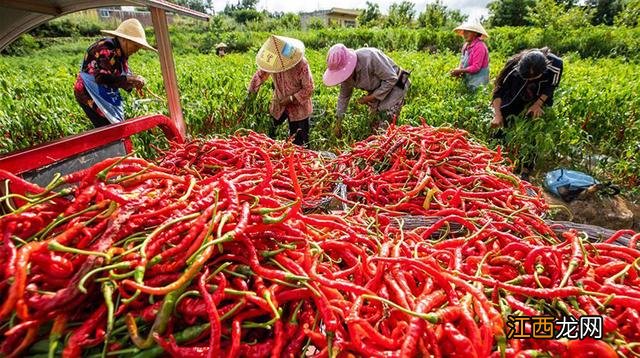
left=212, top=0, right=491, bottom=22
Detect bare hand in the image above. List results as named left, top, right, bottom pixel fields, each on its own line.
left=127, top=75, right=146, bottom=89
left=450, top=69, right=464, bottom=77
left=491, top=114, right=504, bottom=128
left=279, top=95, right=294, bottom=106
left=334, top=119, right=343, bottom=138
left=357, top=95, right=375, bottom=105
left=527, top=104, right=545, bottom=118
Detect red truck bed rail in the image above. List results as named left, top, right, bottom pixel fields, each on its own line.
left=0, top=114, right=184, bottom=175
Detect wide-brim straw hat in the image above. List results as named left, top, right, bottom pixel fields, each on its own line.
left=215, top=42, right=228, bottom=49
left=101, top=18, right=157, bottom=52
left=256, top=35, right=305, bottom=73
left=454, top=22, right=489, bottom=40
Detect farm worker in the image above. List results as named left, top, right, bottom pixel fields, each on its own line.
left=74, top=19, right=155, bottom=128
left=491, top=47, right=564, bottom=178
left=323, top=44, right=411, bottom=137
left=215, top=42, right=228, bottom=57
left=248, top=35, right=314, bottom=147
left=449, top=21, right=490, bottom=91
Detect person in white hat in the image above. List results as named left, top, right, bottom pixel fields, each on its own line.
left=449, top=22, right=490, bottom=91
left=74, top=18, right=156, bottom=128
left=247, top=35, right=314, bottom=147
left=323, top=44, right=410, bottom=137
left=215, top=42, right=228, bottom=57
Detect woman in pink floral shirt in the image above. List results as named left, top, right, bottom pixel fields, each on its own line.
left=248, top=35, right=314, bottom=147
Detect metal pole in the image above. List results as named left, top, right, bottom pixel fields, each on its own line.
left=150, top=7, right=186, bottom=140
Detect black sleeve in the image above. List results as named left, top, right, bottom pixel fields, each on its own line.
left=540, top=55, right=563, bottom=102
left=492, top=58, right=519, bottom=100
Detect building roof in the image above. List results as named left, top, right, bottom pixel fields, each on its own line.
left=0, top=0, right=209, bottom=51
left=300, top=7, right=361, bottom=17
left=328, top=8, right=361, bottom=17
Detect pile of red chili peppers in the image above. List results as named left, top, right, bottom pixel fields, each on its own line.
left=0, top=123, right=638, bottom=358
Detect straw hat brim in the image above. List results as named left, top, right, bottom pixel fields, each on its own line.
left=322, top=48, right=357, bottom=87
left=256, top=36, right=305, bottom=73
left=453, top=24, right=489, bottom=39
left=101, top=30, right=157, bottom=52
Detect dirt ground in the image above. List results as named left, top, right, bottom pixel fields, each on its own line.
left=543, top=191, right=640, bottom=231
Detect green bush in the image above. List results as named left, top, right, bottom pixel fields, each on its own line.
left=1, top=34, right=40, bottom=56
left=11, top=15, right=640, bottom=60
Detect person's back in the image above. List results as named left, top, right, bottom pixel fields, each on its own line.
left=324, top=44, right=410, bottom=134
left=493, top=48, right=563, bottom=109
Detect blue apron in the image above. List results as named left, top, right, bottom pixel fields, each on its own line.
left=79, top=70, right=127, bottom=124
left=460, top=47, right=489, bottom=91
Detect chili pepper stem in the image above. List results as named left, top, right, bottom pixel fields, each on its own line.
left=78, top=262, right=130, bottom=294
left=48, top=241, right=111, bottom=260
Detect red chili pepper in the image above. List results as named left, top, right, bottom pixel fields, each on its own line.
left=62, top=305, right=107, bottom=358
left=564, top=338, right=617, bottom=358
left=198, top=268, right=221, bottom=358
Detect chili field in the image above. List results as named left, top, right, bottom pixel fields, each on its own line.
left=0, top=42, right=639, bottom=192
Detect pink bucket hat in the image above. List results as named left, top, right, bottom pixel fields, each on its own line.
left=323, top=44, right=357, bottom=86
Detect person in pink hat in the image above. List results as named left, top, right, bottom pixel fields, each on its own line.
left=323, top=44, right=410, bottom=137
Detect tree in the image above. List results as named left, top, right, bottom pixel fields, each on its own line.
left=230, top=9, right=264, bottom=24
left=278, top=13, right=301, bottom=30
left=307, top=17, right=326, bottom=30
left=223, top=0, right=258, bottom=14
left=222, top=0, right=263, bottom=24
left=385, top=1, right=416, bottom=28
left=527, top=0, right=591, bottom=28
left=586, top=0, right=623, bottom=25
left=615, top=0, right=640, bottom=27
left=417, top=0, right=467, bottom=28
left=358, top=1, right=382, bottom=27
left=171, top=0, right=212, bottom=13
left=555, top=0, right=578, bottom=9
left=487, top=0, right=535, bottom=26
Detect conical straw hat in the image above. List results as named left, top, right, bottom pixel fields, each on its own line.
left=256, top=35, right=305, bottom=73
left=454, top=22, right=489, bottom=39
left=101, top=18, right=157, bottom=52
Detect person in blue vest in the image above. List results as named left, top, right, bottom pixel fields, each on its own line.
left=449, top=22, right=490, bottom=91
left=74, top=19, right=156, bottom=128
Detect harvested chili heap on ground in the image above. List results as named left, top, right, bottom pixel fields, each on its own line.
left=1, top=124, right=638, bottom=357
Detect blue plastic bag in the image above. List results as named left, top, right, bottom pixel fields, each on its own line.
left=543, top=168, right=598, bottom=202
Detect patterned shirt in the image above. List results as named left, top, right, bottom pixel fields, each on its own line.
left=248, top=57, right=314, bottom=122
left=74, top=37, right=132, bottom=113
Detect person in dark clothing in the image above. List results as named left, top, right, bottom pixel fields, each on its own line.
left=491, top=47, right=563, bottom=177
left=74, top=19, right=156, bottom=128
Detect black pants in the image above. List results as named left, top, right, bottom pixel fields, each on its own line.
left=271, top=111, right=310, bottom=148
left=79, top=103, right=110, bottom=128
